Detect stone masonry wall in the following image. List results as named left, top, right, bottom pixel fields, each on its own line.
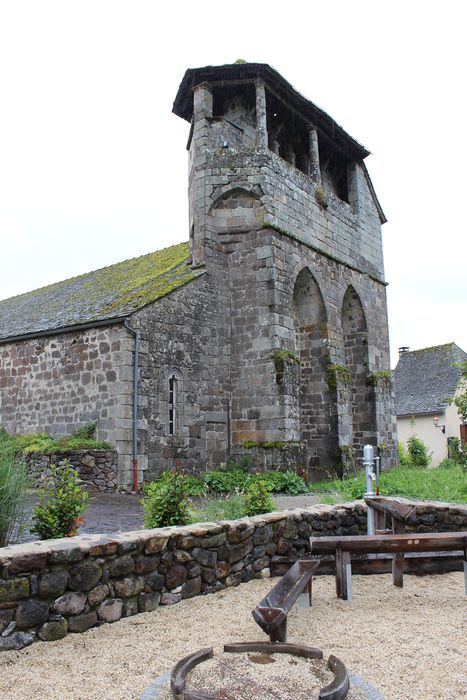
left=0, top=500, right=465, bottom=651
left=0, top=325, right=134, bottom=487
left=131, top=270, right=230, bottom=482
left=25, top=450, right=118, bottom=491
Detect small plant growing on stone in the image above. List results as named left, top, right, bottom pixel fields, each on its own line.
left=244, top=479, right=275, bottom=516
left=31, top=461, right=89, bottom=539
left=142, top=470, right=191, bottom=528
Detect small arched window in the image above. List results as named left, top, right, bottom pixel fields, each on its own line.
left=168, top=373, right=178, bottom=436
left=167, top=368, right=183, bottom=437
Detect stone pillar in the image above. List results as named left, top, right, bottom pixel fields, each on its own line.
left=189, top=83, right=213, bottom=268
left=308, top=126, right=321, bottom=182
left=193, top=81, right=213, bottom=121
left=286, top=143, right=296, bottom=167
left=255, top=80, right=268, bottom=149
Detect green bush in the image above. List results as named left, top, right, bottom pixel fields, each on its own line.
left=0, top=441, right=28, bottom=547
left=244, top=479, right=276, bottom=516
left=142, top=470, right=191, bottom=528
left=192, top=494, right=246, bottom=522
left=407, top=435, right=431, bottom=468
left=203, top=468, right=247, bottom=494
left=447, top=437, right=466, bottom=466
left=259, top=470, right=307, bottom=495
left=398, top=441, right=412, bottom=467
left=31, top=461, right=89, bottom=539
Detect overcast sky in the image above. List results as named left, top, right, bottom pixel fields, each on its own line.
left=1, top=1, right=465, bottom=367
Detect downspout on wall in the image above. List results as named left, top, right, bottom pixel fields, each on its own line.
left=123, top=320, right=140, bottom=492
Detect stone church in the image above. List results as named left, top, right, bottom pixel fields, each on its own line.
left=0, top=62, right=397, bottom=488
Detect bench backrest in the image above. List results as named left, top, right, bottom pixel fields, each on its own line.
left=310, top=532, right=467, bottom=555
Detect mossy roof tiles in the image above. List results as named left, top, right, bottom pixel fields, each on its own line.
left=0, top=242, right=202, bottom=342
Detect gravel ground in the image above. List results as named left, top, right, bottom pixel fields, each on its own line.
left=0, top=572, right=465, bottom=700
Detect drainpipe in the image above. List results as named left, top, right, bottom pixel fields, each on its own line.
left=124, top=320, right=140, bottom=492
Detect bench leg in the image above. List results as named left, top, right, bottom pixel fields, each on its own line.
left=336, top=549, right=351, bottom=600
left=269, top=618, right=287, bottom=644
left=298, top=577, right=312, bottom=607
left=392, top=552, right=404, bottom=588
left=464, top=549, right=467, bottom=595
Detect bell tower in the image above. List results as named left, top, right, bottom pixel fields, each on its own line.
left=173, top=63, right=396, bottom=476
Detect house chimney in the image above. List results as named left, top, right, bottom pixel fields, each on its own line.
left=398, top=346, right=410, bottom=356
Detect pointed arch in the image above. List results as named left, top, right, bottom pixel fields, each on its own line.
left=293, top=268, right=338, bottom=472
left=341, top=286, right=377, bottom=451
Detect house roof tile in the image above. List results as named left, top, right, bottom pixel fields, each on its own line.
left=393, top=343, right=467, bottom=416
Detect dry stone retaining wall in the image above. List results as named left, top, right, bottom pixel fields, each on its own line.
left=25, top=450, right=118, bottom=491
left=0, top=500, right=465, bottom=651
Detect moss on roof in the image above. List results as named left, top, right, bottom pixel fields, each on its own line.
left=0, top=242, right=202, bottom=341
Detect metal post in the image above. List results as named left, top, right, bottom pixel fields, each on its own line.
left=363, top=444, right=376, bottom=535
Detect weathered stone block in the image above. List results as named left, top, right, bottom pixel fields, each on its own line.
left=0, top=609, right=13, bottom=634
left=227, top=525, right=255, bottom=544
left=165, top=565, right=187, bottom=590
left=38, top=571, right=69, bottom=599
left=0, top=577, right=30, bottom=602
left=138, top=592, right=161, bottom=612
left=144, top=537, right=169, bottom=555
left=134, top=555, right=160, bottom=574
left=144, top=572, right=164, bottom=592
left=181, top=577, right=201, bottom=599
left=160, top=592, right=181, bottom=606
left=53, top=592, right=87, bottom=615
left=114, top=577, right=144, bottom=598
left=215, top=561, right=231, bottom=579
left=7, top=553, right=48, bottom=575
left=108, top=555, right=134, bottom=577
left=68, top=612, right=97, bottom=633
left=68, top=560, right=102, bottom=591
left=98, top=598, right=123, bottom=622
left=38, top=618, right=68, bottom=641
left=122, top=597, right=139, bottom=617
left=87, top=583, right=109, bottom=607
left=191, top=548, right=217, bottom=568
left=0, top=631, right=34, bottom=651
left=15, top=599, right=49, bottom=630
left=229, top=539, right=253, bottom=564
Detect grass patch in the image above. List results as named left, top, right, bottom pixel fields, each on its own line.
left=191, top=494, right=247, bottom=522
left=309, top=465, right=466, bottom=503
left=0, top=423, right=112, bottom=454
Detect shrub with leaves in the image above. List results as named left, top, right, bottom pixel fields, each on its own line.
left=0, top=439, right=28, bottom=547
left=31, top=461, right=89, bottom=539
left=407, top=435, right=431, bottom=468
left=398, top=441, right=412, bottom=467
left=203, top=468, right=247, bottom=494
left=260, top=470, right=307, bottom=495
left=244, top=479, right=275, bottom=516
left=142, top=470, right=191, bottom=528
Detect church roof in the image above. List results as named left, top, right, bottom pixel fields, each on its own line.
left=0, top=242, right=202, bottom=342
left=393, top=343, right=467, bottom=417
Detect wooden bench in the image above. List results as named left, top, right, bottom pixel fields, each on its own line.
left=309, top=532, right=467, bottom=601
left=365, top=496, right=417, bottom=534
left=252, top=559, right=319, bottom=642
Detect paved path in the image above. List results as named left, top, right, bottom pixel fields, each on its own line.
left=19, top=490, right=323, bottom=543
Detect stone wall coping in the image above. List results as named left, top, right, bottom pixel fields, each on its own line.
left=1, top=499, right=465, bottom=563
